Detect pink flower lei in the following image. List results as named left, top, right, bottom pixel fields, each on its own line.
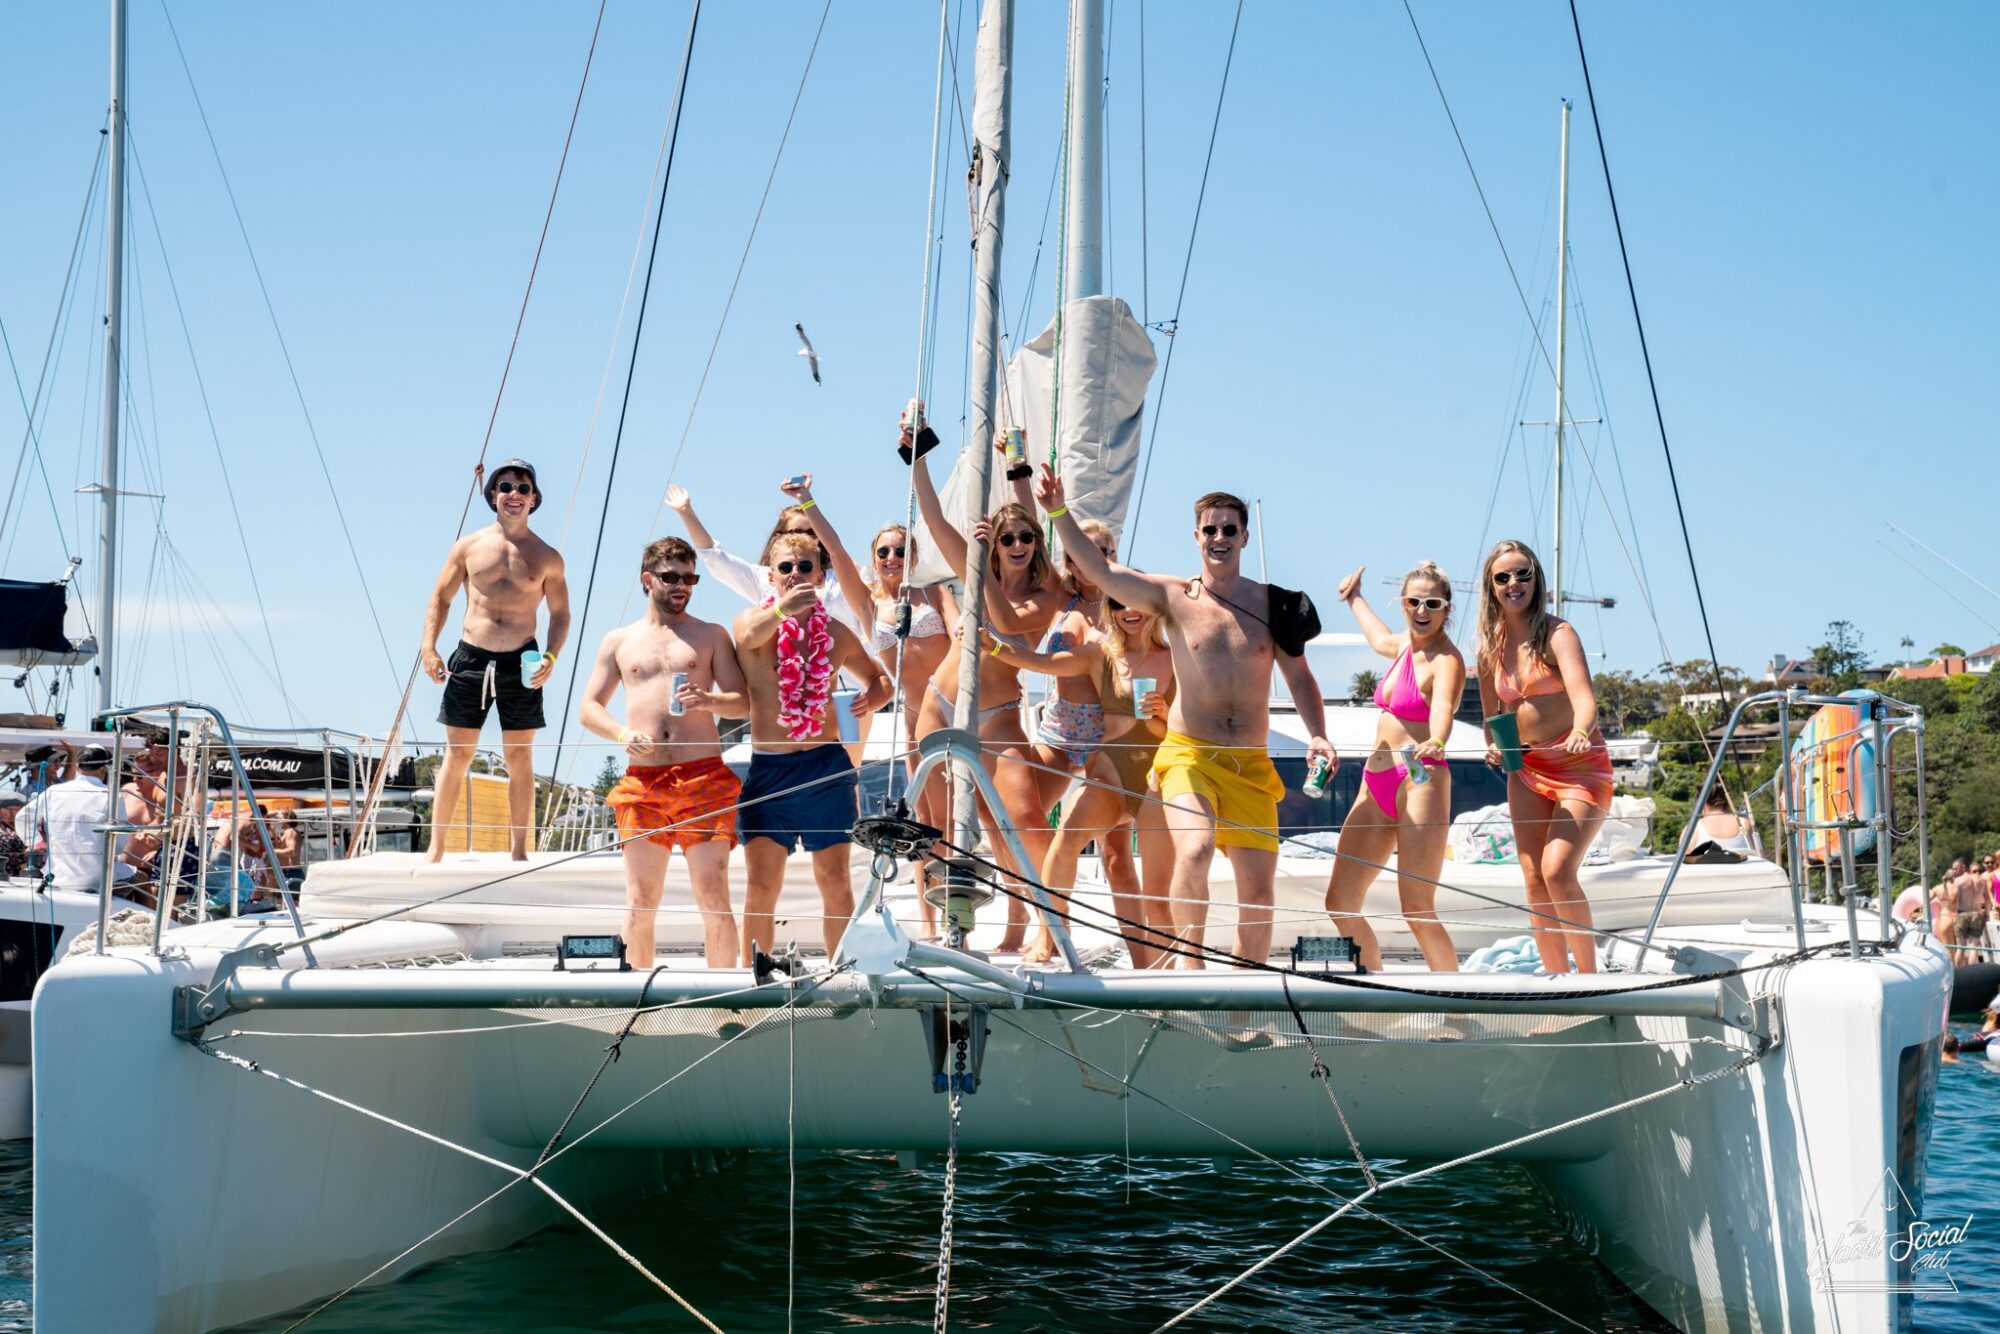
left=766, top=598, right=835, bottom=740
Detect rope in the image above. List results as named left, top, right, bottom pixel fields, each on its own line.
left=545, top=1, right=703, bottom=781
left=1125, top=0, right=1246, bottom=551
left=531, top=964, right=670, bottom=1169
left=1279, top=970, right=1377, bottom=1191
left=1152, top=1040, right=1768, bottom=1330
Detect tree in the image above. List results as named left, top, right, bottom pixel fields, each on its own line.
left=1930, top=643, right=1966, bottom=658
left=1349, top=669, right=1378, bottom=703
left=1809, top=620, right=1868, bottom=688
left=592, top=755, right=622, bottom=797
left=1594, top=669, right=1666, bottom=736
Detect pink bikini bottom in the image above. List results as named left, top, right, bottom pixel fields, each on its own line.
left=1362, top=756, right=1445, bottom=817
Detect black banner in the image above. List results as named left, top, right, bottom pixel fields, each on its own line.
left=204, top=746, right=416, bottom=793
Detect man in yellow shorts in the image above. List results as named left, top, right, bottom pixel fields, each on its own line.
left=1037, top=474, right=1335, bottom=966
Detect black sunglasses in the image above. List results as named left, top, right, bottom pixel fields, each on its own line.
left=1491, top=569, right=1535, bottom=586
left=1404, top=595, right=1448, bottom=611
left=493, top=480, right=535, bottom=495
left=1199, top=523, right=1240, bottom=539
left=1107, top=597, right=1126, bottom=612
left=649, top=570, right=699, bottom=586
left=774, top=559, right=818, bottom=575
left=876, top=545, right=906, bottom=559
left=996, top=532, right=1036, bottom=548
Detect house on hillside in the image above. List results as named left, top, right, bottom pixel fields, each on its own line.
left=1762, top=655, right=1817, bottom=686
left=1967, top=642, right=2000, bottom=675
left=1888, top=655, right=1968, bottom=681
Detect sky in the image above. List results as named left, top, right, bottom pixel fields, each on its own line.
left=0, top=1, right=1995, bottom=777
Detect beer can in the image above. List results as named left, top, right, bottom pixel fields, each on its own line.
left=904, top=397, right=926, bottom=434
left=1402, top=743, right=1430, bottom=785
left=1301, top=753, right=1333, bottom=799
left=668, top=671, right=689, bottom=717
left=1003, top=427, right=1026, bottom=464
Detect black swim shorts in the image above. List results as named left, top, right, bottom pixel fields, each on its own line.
left=438, top=639, right=546, bottom=732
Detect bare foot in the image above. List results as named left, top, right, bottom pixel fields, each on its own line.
left=424, top=847, right=445, bottom=864
left=997, top=929, right=1027, bottom=953
left=510, top=850, right=530, bottom=862
left=1020, top=930, right=1057, bottom=965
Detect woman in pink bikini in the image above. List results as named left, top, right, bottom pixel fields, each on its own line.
left=1475, top=538, right=1614, bottom=974
left=1322, top=560, right=1465, bottom=972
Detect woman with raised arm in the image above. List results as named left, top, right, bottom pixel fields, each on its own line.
left=1321, top=562, right=1465, bottom=972
left=907, top=423, right=1068, bottom=952
left=1475, top=539, right=1614, bottom=973
left=982, top=596, right=1179, bottom=966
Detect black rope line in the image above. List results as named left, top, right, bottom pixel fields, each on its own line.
left=549, top=1, right=703, bottom=778
left=531, top=964, right=670, bottom=1170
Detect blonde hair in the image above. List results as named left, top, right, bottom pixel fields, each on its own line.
left=768, top=531, right=821, bottom=572
left=868, top=523, right=912, bottom=595
left=1100, top=599, right=1167, bottom=675
left=1476, top=539, right=1554, bottom=676
left=759, top=504, right=829, bottom=567
left=1402, top=559, right=1450, bottom=599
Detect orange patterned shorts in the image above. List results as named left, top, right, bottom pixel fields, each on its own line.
left=607, top=756, right=742, bottom=851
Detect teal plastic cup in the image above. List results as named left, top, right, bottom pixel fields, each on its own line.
left=1486, top=712, right=1526, bottom=773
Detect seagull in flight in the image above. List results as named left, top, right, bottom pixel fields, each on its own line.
left=794, top=323, right=821, bottom=385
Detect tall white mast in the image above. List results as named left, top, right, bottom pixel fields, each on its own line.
left=95, top=0, right=129, bottom=715
left=1551, top=99, right=1571, bottom=614
left=949, top=0, right=1013, bottom=846
left=1062, top=0, right=1104, bottom=301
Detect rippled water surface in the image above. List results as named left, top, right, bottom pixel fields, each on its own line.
left=10, top=1041, right=1998, bottom=1330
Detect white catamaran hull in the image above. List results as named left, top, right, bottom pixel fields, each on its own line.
left=33, top=900, right=1947, bottom=1332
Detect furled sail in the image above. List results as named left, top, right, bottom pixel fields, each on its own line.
left=912, top=295, right=1156, bottom=584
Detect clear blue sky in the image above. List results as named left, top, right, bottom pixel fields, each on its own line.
left=2, top=1, right=1995, bottom=773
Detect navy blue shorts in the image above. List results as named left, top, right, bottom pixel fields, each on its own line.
left=738, top=745, right=858, bottom=853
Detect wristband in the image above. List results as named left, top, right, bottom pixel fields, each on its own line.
left=799, top=499, right=817, bottom=510
left=541, top=650, right=557, bottom=665
left=988, top=639, right=1003, bottom=657
left=1005, top=463, right=1033, bottom=482
left=771, top=603, right=786, bottom=621
left=1046, top=505, right=1068, bottom=520
left=615, top=726, right=631, bottom=744
left=1570, top=727, right=1591, bottom=742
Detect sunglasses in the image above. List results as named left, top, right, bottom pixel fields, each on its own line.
left=1404, top=596, right=1448, bottom=611
left=1199, top=523, right=1241, bottom=540
left=492, top=480, right=535, bottom=496
left=1107, top=597, right=1126, bottom=612
left=774, top=559, right=817, bottom=575
left=649, top=570, right=699, bottom=586
left=996, top=531, right=1036, bottom=548
left=876, top=545, right=906, bottom=559
left=1491, top=569, right=1535, bottom=586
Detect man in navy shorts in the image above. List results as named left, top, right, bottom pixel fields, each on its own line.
left=731, top=531, right=891, bottom=960
left=419, top=459, right=571, bottom=861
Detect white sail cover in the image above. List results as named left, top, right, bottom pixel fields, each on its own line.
left=912, top=295, right=1156, bottom=584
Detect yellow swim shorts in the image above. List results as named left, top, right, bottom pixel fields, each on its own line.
left=1149, top=730, right=1286, bottom=852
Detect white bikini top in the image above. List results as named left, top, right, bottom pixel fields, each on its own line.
left=871, top=599, right=946, bottom=655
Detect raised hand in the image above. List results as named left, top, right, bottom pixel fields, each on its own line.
left=1338, top=565, right=1364, bottom=603
left=971, top=516, right=994, bottom=546
left=779, top=474, right=813, bottom=502
left=1034, top=464, right=1066, bottom=514
left=665, top=484, right=693, bottom=514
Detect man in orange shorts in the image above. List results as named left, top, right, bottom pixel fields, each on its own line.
left=581, top=536, right=749, bottom=967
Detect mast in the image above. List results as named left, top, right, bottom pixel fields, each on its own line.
left=950, top=0, right=1012, bottom=847
left=1063, top=0, right=1105, bottom=301
left=96, top=0, right=129, bottom=715
left=1551, top=99, right=1571, bottom=614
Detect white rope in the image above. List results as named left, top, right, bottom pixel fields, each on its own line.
left=1152, top=1042, right=1770, bottom=1331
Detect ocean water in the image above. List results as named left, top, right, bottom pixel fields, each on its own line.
left=7, top=1044, right=1994, bottom=1331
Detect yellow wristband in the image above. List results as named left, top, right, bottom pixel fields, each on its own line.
left=988, top=639, right=1003, bottom=657
left=541, top=650, right=557, bottom=665
left=799, top=499, right=817, bottom=510
left=1046, top=505, right=1068, bottom=520
left=771, top=603, right=786, bottom=621
left=615, top=726, right=630, bottom=744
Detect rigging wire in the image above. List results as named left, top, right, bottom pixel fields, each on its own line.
left=125, top=132, right=298, bottom=722
left=1564, top=0, right=1733, bottom=710
left=0, top=130, right=102, bottom=565
left=1125, top=0, right=1247, bottom=551
left=547, top=1, right=703, bottom=782
left=157, top=0, right=403, bottom=688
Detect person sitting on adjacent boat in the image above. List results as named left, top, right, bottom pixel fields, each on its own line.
left=203, top=811, right=283, bottom=915
left=664, top=482, right=869, bottom=640
left=979, top=594, right=1179, bottom=967
left=732, top=533, right=893, bottom=963
left=1321, top=561, right=1465, bottom=973
left=1682, top=785, right=1754, bottom=861
left=1036, top=472, right=1335, bottom=968
left=909, top=428, right=1069, bottom=953
left=1474, top=539, right=1614, bottom=974
left=580, top=536, right=751, bottom=969
left=419, top=459, right=571, bottom=863
left=19, top=744, right=150, bottom=906
left=0, top=791, right=28, bottom=879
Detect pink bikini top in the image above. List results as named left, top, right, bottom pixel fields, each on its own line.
left=1374, top=646, right=1429, bottom=723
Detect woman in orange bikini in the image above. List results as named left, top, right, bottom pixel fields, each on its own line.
left=1322, top=560, right=1464, bottom=972
left=1475, top=539, right=1613, bottom=973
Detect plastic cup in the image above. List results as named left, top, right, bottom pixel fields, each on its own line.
left=1132, top=677, right=1156, bottom=715
left=520, top=650, right=543, bottom=688
left=832, top=689, right=861, bottom=744
left=1485, top=712, right=1525, bottom=773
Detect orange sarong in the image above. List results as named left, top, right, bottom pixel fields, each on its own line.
left=1516, top=728, right=1615, bottom=810
left=607, top=756, right=742, bottom=850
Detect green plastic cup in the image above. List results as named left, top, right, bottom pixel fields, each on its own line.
left=1486, top=712, right=1526, bottom=773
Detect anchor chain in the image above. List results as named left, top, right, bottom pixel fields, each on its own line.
left=933, top=1015, right=968, bottom=1332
